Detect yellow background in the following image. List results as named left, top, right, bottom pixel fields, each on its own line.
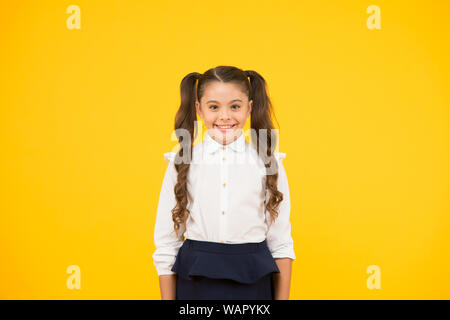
left=1, top=0, right=449, bottom=299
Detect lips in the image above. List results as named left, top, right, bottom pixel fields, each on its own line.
left=214, top=124, right=236, bottom=130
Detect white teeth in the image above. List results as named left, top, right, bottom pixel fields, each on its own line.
left=215, top=124, right=235, bottom=129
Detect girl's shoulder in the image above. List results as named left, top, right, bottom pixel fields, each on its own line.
left=247, top=142, right=286, bottom=162
left=273, top=152, right=286, bottom=162
left=163, top=152, right=176, bottom=163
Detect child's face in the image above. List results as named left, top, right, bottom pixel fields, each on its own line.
left=196, top=81, right=252, bottom=145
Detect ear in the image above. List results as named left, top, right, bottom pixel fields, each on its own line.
left=195, top=101, right=203, bottom=119
left=248, top=99, right=253, bottom=115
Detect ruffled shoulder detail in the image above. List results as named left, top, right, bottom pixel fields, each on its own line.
left=274, top=152, right=286, bottom=161
left=163, top=152, right=176, bottom=163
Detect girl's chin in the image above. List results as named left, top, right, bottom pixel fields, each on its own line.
left=210, top=126, right=241, bottom=135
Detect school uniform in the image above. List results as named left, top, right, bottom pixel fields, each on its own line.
left=152, top=130, right=296, bottom=300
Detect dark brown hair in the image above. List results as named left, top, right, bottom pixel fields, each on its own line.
left=172, top=66, right=283, bottom=235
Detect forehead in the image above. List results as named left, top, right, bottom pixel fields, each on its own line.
left=201, top=82, right=248, bottom=103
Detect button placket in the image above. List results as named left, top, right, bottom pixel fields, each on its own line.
left=222, top=153, right=229, bottom=242
left=219, top=147, right=228, bottom=243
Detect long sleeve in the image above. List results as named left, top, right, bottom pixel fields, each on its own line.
left=264, top=152, right=296, bottom=260
left=152, top=152, right=186, bottom=276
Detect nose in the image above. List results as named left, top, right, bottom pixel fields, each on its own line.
left=218, top=108, right=231, bottom=120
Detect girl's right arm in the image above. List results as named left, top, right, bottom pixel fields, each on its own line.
left=153, top=152, right=186, bottom=300
left=159, top=275, right=177, bottom=300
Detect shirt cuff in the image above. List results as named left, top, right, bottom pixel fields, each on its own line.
left=152, top=248, right=180, bottom=276
left=155, top=267, right=177, bottom=276
left=269, top=244, right=296, bottom=261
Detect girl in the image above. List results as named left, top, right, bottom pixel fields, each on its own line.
left=153, top=66, right=296, bottom=300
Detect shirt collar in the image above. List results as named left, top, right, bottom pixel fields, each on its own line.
left=204, top=130, right=246, bottom=154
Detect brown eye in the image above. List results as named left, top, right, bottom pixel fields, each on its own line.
left=232, top=105, right=241, bottom=109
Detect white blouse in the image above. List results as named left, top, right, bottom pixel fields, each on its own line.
left=152, top=130, right=296, bottom=276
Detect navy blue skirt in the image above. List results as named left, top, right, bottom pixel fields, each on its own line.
left=171, top=238, right=280, bottom=300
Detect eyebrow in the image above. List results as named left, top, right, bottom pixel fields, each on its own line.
left=206, top=99, right=243, bottom=104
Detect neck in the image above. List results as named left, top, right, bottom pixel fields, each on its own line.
left=207, top=129, right=243, bottom=145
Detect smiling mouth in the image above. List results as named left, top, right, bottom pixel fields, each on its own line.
left=214, top=124, right=237, bottom=130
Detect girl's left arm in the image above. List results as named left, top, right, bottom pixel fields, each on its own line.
left=273, top=258, right=293, bottom=300
left=265, top=153, right=296, bottom=300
